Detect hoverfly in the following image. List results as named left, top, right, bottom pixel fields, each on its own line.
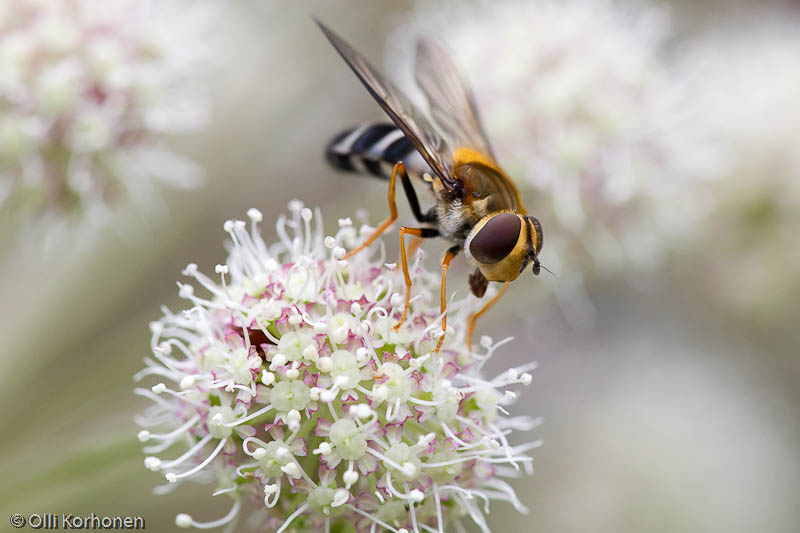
left=317, top=20, right=543, bottom=351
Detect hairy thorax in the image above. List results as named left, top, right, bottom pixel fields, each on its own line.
left=434, top=162, right=524, bottom=244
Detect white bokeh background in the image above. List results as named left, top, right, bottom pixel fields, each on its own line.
left=1, top=1, right=798, bottom=532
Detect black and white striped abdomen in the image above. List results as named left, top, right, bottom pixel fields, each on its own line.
left=326, top=123, right=426, bottom=179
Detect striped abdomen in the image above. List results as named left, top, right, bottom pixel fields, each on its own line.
left=326, top=123, right=425, bottom=179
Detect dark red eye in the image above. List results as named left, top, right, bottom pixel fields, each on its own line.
left=469, top=213, right=521, bottom=264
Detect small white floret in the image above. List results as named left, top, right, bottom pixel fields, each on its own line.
left=313, top=442, right=332, bottom=455
left=178, top=284, right=194, bottom=298
left=175, top=514, right=193, bottom=528
left=320, top=389, right=336, bottom=403
left=270, top=353, right=287, bottom=369
left=332, top=488, right=349, bottom=507
left=281, top=462, right=301, bottom=478
left=317, top=357, right=332, bottom=372
left=351, top=403, right=373, bottom=419
left=402, top=462, right=419, bottom=478
left=343, top=470, right=359, bottom=487
left=355, top=347, right=369, bottom=362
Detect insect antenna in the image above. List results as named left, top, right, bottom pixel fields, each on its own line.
left=539, top=263, right=557, bottom=278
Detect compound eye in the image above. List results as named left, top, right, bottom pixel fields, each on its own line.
left=469, top=213, right=521, bottom=264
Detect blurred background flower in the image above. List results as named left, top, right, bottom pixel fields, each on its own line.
left=674, top=17, right=800, bottom=328
left=0, top=1, right=798, bottom=533
left=0, top=0, right=210, bottom=251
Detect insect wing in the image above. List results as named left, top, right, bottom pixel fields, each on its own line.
left=316, top=20, right=461, bottom=192
left=415, top=39, right=496, bottom=161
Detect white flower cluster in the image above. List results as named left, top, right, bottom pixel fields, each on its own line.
left=135, top=203, right=540, bottom=532
left=679, top=22, right=800, bottom=319
left=0, top=0, right=208, bottom=230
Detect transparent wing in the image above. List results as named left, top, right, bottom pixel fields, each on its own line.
left=415, top=39, right=495, bottom=160
left=316, top=20, right=461, bottom=192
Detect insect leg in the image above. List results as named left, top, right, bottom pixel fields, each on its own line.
left=343, top=161, right=406, bottom=260
left=399, top=172, right=436, bottom=257
left=466, top=282, right=510, bottom=351
left=434, top=245, right=461, bottom=353
left=406, top=236, right=424, bottom=258
left=399, top=171, right=436, bottom=223
left=395, top=226, right=440, bottom=330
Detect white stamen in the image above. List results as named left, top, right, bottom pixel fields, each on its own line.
left=281, top=462, right=301, bottom=478
left=313, top=442, right=332, bottom=456
left=343, top=469, right=358, bottom=487
left=332, top=488, right=349, bottom=507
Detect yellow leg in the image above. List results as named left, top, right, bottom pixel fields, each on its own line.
left=467, top=282, right=510, bottom=351
left=434, top=248, right=459, bottom=353
left=406, top=236, right=423, bottom=258
left=343, top=162, right=405, bottom=260
left=395, top=226, right=426, bottom=330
